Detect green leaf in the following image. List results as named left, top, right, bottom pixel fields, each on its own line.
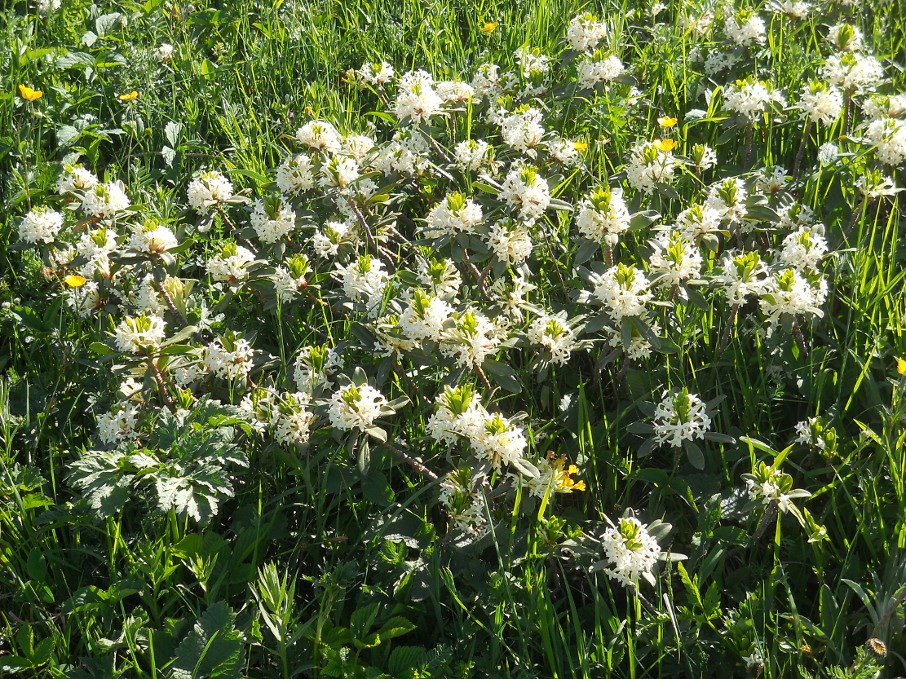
left=95, top=12, right=122, bottom=37
left=171, top=601, right=244, bottom=679
left=350, top=602, right=381, bottom=641
left=377, top=616, right=417, bottom=640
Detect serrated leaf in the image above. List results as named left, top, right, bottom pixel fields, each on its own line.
left=171, top=601, right=244, bottom=679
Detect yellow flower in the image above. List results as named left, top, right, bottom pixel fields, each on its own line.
left=118, top=90, right=139, bottom=102
left=481, top=21, right=498, bottom=34
left=653, top=138, right=677, bottom=153
left=19, top=84, right=43, bottom=102
left=657, top=116, right=678, bottom=128
left=897, top=357, right=906, bottom=376
left=572, top=141, right=589, bottom=153
left=548, top=454, right=586, bottom=493
left=64, top=274, right=87, bottom=288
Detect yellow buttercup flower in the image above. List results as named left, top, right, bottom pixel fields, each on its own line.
left=19, top=84, right=43, bottom=102
left=653, top=138, right=677, bottom=153
left=481, top=21, right=498, bottom=34
left=573, top=141, right=588, bottom=152
left=64, top=274, right=87, bottom=288
left=118, top=90, right=140, bottom=102
left=897, top=357, right=906, bottom=376
left=657, top=116, right=678, bottom=128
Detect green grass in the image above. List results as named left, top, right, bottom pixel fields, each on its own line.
left=2, top=0, right=906, bottom=677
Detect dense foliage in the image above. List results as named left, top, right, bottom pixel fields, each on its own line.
left=2, top=0, right=906, bottom=676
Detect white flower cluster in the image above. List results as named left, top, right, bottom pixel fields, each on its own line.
left=18, top=206, right=63, bottom=244
left=327, top=383, right=388, bottom=432
left=652, top=389, right=712, bottom=448
left=588, top=264, right=652, bottom=322
left=566, top=13, right=608, bottom=53
left=601, top=516, right=662, bottom=587
left=527, top=312, right=577, bottom=365
left=114, top=314, right=166, bottom=354
left=187, top=170, right=234, bottom=215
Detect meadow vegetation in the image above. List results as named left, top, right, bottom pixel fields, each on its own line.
left=2, top=0, right=906, bottom=676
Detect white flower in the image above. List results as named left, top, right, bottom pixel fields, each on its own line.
left=76, top=226, right=118, bottom=277
left=863, top=93, right=906, bottom=120
left=204, top=337, right=254, bottom=380
left=155, top=43, right=174, bottom=62
left=441, top=309, right=501, bottom=368
left=779, top=226, right=828, bottom=271
left=676, top=203, right=723, bottom=241
left=723, top=78, right=778, bottom=121
left=310, top=219, right=356, bottom=259
left=576, top=186, right=630, bottom=246
left=128, top=222, right=178, bottom=254
left=276, top=153, right=315, bottom=196
left=652, top=389, right=712, bottom=448
left=601, top=516, right=662, bottom=587
left=272, top=393, right=314, bottom=446
left=566, top=13, right=608, bottom=53
left=706, top=177, right=748, bottom=225
left=588, top=264, right=652, bottom=322
left=625, top=141, right=678, bottom=193
left=416, top=257, right=462, bottom=300
left=65, top=280, right=101, bottom=318
left=499, top=164, right=550, bottom=223
left=393, top=70, right=443, bottom=124
left=515, top=46, right=550, bottom=81
left=438, top=468, right=487, bottom=534
left=114, top=314, right=166, bottom=354
left=293, top=344, right=343, bottom=393
left=822, top=53, right=884, bottom=93
left=827, top=23, right=863, bottom=52
left=207, top=244, right=255, bottom=284
left=81, top=180, right=130, bottom=218
left=546, top=136, right=581, bottom=166
left=319, top=155, right=360, bottom=189
left=97, top=403, right=141, bottom=444
left=454, top=138, right=493, bottom=171
left=328, top=383, right=388, bottom=432
left=272, top=265, right=306, bottom=302
left=799, top=83, right=843, bottom=125
left=649, top=230, right=702, bottom=286
left=471, top=62, right=502, bottom=100
left=818, top=142, right=839, bottom=165
left=715, top=250, right=767, bottom=305
left=250, top=197, right=296, bottom=244
left=487, top=219, right=533, bottom=266
left=864, top=118, right=906, bottom=166
left=436, top=80, right=474, bottom=103
left=577, top=55, right=624, bottom=89
left=470, top=412, right=526, bottom=471
left=358, top=60, right=394, bottom=85
left=528, top=312, right=577, bottom=365
left=336, top=255, right=390, bottom=316
left=341, top=134, right=375, bottom=162
left=759, top=268, right=827, bottom=326
left=605, top=320, right=660, bottom=360
left=725, top=11, right=766, bottom=47
left=296, top=120, right=342, bottom=154
left=57, top=164, right=98, bottom=194
left=424, top=192, right=483, bottom=238
left=428, top=385, right=487, bottom=445
left=398, top=290, right=454, bottom=343
left=18, top=206, right=63, bottom=244
left=499, top=107, right=545, bottom=151
left=187, top=170, right=233, bottom=215
left=689, top=144, right=718, bottom=172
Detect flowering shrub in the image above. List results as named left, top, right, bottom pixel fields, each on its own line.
left=2, top=0, right=905, bottom=676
